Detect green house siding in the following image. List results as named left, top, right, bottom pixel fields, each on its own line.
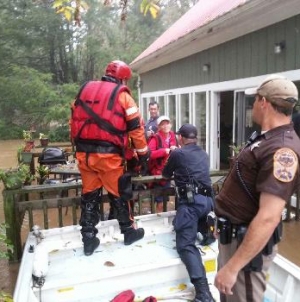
left=140, top=14, right=300, bottom=93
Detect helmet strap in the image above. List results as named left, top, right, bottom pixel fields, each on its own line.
left=101, top=75, right=121, bottom=84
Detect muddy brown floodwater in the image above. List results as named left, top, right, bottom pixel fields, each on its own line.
left=0, top=139, right=300, bottom=299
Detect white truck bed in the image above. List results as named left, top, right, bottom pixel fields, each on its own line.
left=14, top=211, right=219, bottom=302
left=14, top=210, right=300, bottom=302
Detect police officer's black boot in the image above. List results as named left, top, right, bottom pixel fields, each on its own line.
left=110, top=195, right=145, bottom=245
left=80, top=190, right=101, bottom=256
left=193, top=278, right=215, bottom=302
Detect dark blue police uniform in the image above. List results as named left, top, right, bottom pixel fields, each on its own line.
left=162, top=143, right=214, bottom=281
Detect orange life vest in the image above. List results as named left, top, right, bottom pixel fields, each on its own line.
left=71, top=80, right=130, bottom=149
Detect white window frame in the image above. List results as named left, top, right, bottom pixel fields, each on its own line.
left=139, top=69, right=300, bottom=170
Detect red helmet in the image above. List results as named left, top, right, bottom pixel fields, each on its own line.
left=105, top=60, right=132, bottom=81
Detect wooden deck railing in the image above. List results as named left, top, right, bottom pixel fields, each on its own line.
left=3, top=171, right=228, bottom=262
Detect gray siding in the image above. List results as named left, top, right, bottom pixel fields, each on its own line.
left=140, top=14, right=300, bottom=93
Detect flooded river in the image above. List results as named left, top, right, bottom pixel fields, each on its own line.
left=0, top=140, right=300, bottom=298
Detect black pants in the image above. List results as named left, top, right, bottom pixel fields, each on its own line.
left=173, top=195, right=212, bottom=281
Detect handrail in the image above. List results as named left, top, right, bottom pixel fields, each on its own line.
left=3, top=171, right=228, bottom=262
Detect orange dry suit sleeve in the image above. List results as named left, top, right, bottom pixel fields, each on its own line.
left=69, top=100, right=76, bottom=144
left=118, top=92, right=148, bottom=156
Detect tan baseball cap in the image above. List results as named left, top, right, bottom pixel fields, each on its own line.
left=245, top=74, right=298, bottom=108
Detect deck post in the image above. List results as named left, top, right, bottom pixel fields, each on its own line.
left=3, top=189, right=22, bottom=262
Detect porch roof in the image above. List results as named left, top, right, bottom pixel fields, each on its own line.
left=131, top=0, right=300, bottom=74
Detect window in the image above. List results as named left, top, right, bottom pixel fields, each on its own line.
left=234, top=92, right=258, bottom=145
left=167, top=95, right=176, bottom=131
left=142, top=97, right=148, bottom=122
left=180, top=94, right=190, bottom=125
left=195, top=92, right=207, bottom=149
left=158, top=96, right=165, bottom=115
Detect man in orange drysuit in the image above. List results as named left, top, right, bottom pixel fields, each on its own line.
left=70, top=60, right=149, bottom=256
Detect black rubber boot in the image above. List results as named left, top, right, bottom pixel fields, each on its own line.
left=107, top=195, right=144, bottom=245
left=124, top=227, right=145, bottom=245
left=193, top=278, right=215, bottom=302
left=82, top=234, right=100, bottom=256
left=108, top=203, right=115, bottom=220
left=80, top=190, right=101, bottom=256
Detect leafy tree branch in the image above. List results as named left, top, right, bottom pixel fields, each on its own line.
left=53, top=0, right=161, bottom=25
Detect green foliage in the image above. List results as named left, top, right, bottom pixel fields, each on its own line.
left=53, top=0, right=89, bottom=25
left=0, top=0, right=195, bottom=140
left=0, top=66, right=78, bottom=139
left=45, top=83, right=79, bottom=124
left=53, top=0, right=162, bottom=24
left=17, top=146, right=24, bottom=164
left=36, top=165, right=50, bottom=184
left=140, top=0, right=161, bottom=18
left=0, top=223, right=13, bottom=260
left=0, top=223, right=14, bottom=302
left=23, top=130, right=33, bottom=141
left=36, top=165, right=50, bottom=179
left=0, top=65, right=57, bottom=139
left=49, top=125, right=70, bottom=142
left=0, top=164, right=35, bottom=190
left=39, top=133, right=48, bottom=139
left=0, top=292, right=13, bottom=302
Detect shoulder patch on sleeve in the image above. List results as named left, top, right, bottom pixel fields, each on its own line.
left=273, top=148, right=298, bottom=182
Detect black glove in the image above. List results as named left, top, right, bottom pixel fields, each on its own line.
left=126, top=157, right=139, bottom=175
left=138, top=151, right=150, bottom=176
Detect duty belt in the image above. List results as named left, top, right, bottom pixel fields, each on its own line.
left=176, top=185, right=212, bottom=198
left=217, top=216, right=248, bottom=245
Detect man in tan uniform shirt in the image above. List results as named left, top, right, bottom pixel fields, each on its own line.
left=214, top=75, right=300, bottom=302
